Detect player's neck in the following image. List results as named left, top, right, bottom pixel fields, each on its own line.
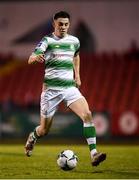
left=53, top=32, right=67, bottom=39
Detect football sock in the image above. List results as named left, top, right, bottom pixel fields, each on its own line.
left=83, top=122, right=97, bottom=157
left=31, top=126, right=41, bottom=141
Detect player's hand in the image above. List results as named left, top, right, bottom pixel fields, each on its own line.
left=35, top=54, right=45, bottom=63
left=28, top=54, right=45, bottom=64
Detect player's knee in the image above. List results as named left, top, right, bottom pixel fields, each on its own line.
left=82, top=111, right=92, bottom=121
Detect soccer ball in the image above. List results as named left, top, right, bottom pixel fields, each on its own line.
left=57, top=150, right=78, bottom=171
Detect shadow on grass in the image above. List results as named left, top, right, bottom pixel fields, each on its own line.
left=0, top=152, right=44, bottom=157
left=74, top=169, right=139, bottom=178
left=104, top=169, right=139, bottom=177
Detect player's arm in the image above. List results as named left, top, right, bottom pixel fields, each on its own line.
left=73, top=54, right=81, bottom=88
left=28, top=37, right=47, bottom=64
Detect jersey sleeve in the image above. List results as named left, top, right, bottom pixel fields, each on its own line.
left=33, top=37, right=48, bottom=55
left=74, top=38, right=80, bottom=57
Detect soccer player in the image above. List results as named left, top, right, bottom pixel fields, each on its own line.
left=25, top=11, right=106, bottom=166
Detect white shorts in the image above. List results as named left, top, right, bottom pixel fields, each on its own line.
left=40, top=87, right=84, bottom=118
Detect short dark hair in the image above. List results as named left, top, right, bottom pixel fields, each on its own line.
left=53, top=11, right=70, bottom=20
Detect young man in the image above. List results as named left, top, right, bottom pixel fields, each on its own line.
left=25, top=11, right=106, bottom=166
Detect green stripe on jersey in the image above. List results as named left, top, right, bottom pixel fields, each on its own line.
left=45, top=60, right=73, bottom=70
left=44, top=78, right=76, bottom=87
left=48, top=43, right=75, bottom=51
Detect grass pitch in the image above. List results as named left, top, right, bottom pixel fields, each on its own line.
left=0, top=144, right=139, bottom=179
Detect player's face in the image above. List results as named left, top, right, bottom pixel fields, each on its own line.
left=53, top=18, right=70, bottom=38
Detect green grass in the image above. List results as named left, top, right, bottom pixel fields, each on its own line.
left=0, top=144, right=139, bottom=179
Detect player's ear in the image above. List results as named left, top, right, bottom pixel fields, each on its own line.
left=52, top=20, right=56, bottom=28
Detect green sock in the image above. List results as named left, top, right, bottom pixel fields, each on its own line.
left=32, top=127, right=41, bottom=141
left=83, top=122, right=97, bottom=156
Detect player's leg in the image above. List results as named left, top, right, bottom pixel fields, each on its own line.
left=25, top=116, right=53, bottom=157
left=69, top=98, right=106, bottom=166
left=25, top=89, right=62, bottom=157
left=65, top=87, right=106, bottom=166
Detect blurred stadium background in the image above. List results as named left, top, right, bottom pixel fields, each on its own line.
left=0, top=0, right=139, bottom=144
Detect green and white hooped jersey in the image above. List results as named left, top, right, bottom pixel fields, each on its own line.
left=33, top=33, right=80, bottom=90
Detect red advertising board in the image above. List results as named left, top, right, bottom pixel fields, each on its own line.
left=111, top=111, right=139, bottom=136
